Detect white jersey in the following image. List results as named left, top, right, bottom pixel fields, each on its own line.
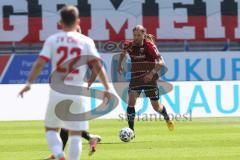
left=40, top=31, right=100, bottom=130
left=39, top=31, right=100, bottom=85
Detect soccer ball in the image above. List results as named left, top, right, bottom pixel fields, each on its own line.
left=119, top=127, right=135, bottom=142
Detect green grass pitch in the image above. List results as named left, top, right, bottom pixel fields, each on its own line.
left=0, top=118, right=239, bottom=160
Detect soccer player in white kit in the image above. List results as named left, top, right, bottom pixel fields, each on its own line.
left=19, top=5, right=111, bottom=160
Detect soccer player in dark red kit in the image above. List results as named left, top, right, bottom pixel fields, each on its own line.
left=118, top=25, right=174, bottom=134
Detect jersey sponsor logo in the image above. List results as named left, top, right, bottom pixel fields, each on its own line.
left=130, top=55, right=146, bottom=60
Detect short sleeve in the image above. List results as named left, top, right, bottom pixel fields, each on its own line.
left=123, top=40, right=132, bottom=50
left=87, top=39, right=101, bottom=65
left=39, top=37, right=52, bottom=62
left=147, top=42, right=161, bottom=59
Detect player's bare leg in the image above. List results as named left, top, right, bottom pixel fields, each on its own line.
left=151, top=101, right=174, bottom=131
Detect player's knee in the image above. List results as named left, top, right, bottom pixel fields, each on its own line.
left=151, top=101, right=161, bottom=110
left=152, top=106, right=159, bottom=112
left=151, top=100, right=163, bottom=111
left=128, top=100, right=137, bottom=107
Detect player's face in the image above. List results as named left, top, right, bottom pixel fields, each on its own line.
left=133, top=30, right=144, bottom=45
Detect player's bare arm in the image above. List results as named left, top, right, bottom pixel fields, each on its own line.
left=143, top=57, right=164, bottom=83
left=118, top=50, right=127, bottom=74
left=87, top=71, right=97, bottom=90
left=87, top=64, right=97, bottom=89
left=18, top=57, right=46, bottom=97
left=91, top=59, right=112, bottom=100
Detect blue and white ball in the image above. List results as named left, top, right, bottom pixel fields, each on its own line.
left=119, top=127, right=135, bottom=142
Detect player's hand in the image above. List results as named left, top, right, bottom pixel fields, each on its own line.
left=118, top=65, right=124, bottom=74
left=143, top=72, right=154, bottom=83
left=103, top=90, right=112, bottom=104
left=18, top=84, right=31, bottom=98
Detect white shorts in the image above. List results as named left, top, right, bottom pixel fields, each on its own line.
left=44, top=89, right=88, bottom=131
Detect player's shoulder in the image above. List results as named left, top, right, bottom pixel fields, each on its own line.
left=144, top=39, right=161, bottom=57
left=123, top=40, right=133, bottom=50
left=80, top=34, right=94, bottom=43
left=144, top=40, right=156, bottom=48
left=71, top=33, right=94, bottom=45
left=45, top=32, right=63, bottom=42
left=123, top=40, right=133, bottom=46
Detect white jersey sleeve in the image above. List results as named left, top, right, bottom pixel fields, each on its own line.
left=39, top=37, right=53, bottom=62
left=86, top=39, right=101, bottom=64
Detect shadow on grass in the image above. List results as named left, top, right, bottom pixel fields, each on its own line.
left=96, top=140, right=153, bottom=145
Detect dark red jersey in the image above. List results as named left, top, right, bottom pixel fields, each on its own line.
left=123, top=39, right=161, bottom=85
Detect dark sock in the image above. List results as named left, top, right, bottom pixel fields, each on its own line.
left=60, top=129, right=68, bottom=150
left=159, top=106, right=170, bottom=121
left=82, top=131, right=91, bottom=141
left=127, top=107, right=136, bottom=131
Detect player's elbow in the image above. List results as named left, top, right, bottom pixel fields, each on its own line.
left=159, top=60, right=165, bottom=66
left=156, top=59, right=165, bottom=67
left=92, top=60, right=103, bottom=73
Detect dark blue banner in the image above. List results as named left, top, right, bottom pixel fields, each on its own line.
left=1, top=54, right=50, bottom=84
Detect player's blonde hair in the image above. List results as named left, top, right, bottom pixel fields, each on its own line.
left=132, top=25, right=155, bottom=44
left=133, top=25, right=146, bottom=33
left=145, top=34, right=155, bottom=44
left=60, top=5, right=79, bottom=27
